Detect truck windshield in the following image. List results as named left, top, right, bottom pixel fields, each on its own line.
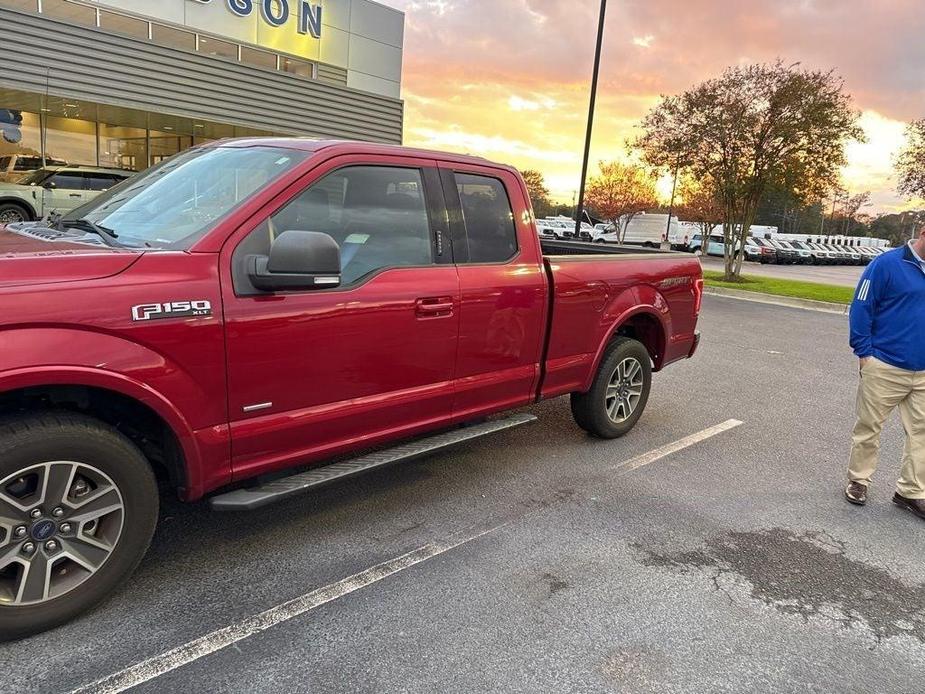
left=62, top=146, right=308, bottom=249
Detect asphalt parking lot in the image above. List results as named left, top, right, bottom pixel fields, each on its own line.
left=4, top=295, right=925, bottom=694
left=700, top=255, right=864, bottom=287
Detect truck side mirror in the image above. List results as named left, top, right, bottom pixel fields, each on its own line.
left=247, top=230, right=341, bottom=292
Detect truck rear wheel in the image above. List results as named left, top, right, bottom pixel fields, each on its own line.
left=0, top=413, right=158, bottom=641
left=570, top=337, right=652, bottom=439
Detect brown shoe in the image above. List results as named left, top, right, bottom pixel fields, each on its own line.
left=845, top=482, right=868, bottom=505
left=892, top=493, right=925, bottom=520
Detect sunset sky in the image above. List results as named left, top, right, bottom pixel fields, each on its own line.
left=384, top=0, right=925, bottom=213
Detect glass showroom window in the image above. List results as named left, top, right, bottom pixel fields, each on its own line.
left=151, top=23, right=195, bottom=52
left=241, top=46, right=277, bottom=70
left=281, top=56, right=315, bottom=79
left=0, top=110, right=43, bottom=182
left=99, top=10, right=149, bottom=40
left=99, top=124, right=146, bottom=171
left=44, top=116, right=97, bottom=166
left=198, top=35, right=237, bottom=60
left=40, top=0, right=96, bottom=27
left=0, top=0, right=38, bottom=12
left=149, top=130, right=193, bottom=167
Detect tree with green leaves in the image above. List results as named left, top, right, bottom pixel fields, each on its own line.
left=675, top=174, right=724, bottom=243
left=897, top=119, right=925, bottom=201
left=584, top=161, right=658, bottom=243
left=634, top=61, right=864, bottom=280
left=521, top=169, right=553, bottom=219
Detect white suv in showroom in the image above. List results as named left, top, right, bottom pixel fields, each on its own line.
left=0, top=165, right=134, bottom=224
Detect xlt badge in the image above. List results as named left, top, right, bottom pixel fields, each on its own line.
left=132, top=300, right=212, bottom=322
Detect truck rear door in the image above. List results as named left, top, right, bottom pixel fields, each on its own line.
left=220, top=156, right=461, bottom=479
left=437, top=163, right=548, bottom=420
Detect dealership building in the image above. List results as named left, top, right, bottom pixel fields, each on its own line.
left=0, top=0, right=404, bottom=174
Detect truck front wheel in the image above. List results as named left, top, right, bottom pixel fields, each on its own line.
left=570, top=337, right=652, bottom=438
left=0, top=413, right=158, bottom=641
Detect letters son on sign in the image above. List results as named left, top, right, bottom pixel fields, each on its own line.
left=225, top=0, right=322, bottom=38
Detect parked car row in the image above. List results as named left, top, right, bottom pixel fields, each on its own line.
left=689, top=233, right=886, bottom=266
left=748, top=237, right=884, bottom=265
left=536, top=217, right=594, bottom=241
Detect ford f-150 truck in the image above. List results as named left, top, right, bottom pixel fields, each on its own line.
left=0, top=139, right=702, bottom=639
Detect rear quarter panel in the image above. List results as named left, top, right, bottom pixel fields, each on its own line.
left=541, top=253, right=701, bottom=399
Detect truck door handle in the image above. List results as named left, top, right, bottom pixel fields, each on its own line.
left=415, top=296, right=454, bottom=318
left=68, top=193, right=81, bottom=198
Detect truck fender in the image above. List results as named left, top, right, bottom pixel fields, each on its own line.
left=0, top=327, right=227, bottom=499
left=583, top=287, right=670, bottom=391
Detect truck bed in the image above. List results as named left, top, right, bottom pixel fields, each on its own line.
left=540, top=239, right=672, bottom=256
left=538, top=241, right=702, bottom=400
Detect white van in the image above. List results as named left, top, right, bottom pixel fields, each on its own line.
left=671, top=221, right=700, bottom=250
left=592, top=213, right=677, bottom=247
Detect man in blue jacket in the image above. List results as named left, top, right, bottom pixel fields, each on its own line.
left=846, top=226, right=925, bottom=517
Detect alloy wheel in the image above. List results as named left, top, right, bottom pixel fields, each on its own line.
left=0, top=462, right=125, bottom=606
left=605, top=357, right=644, bottom=423
left=0, top=208, right=25, bottom=225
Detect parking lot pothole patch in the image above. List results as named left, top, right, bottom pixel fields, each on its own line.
left=632, top=528, right=925, bottom=644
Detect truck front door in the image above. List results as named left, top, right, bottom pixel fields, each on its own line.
left=222, top=159, right=460, bottom=480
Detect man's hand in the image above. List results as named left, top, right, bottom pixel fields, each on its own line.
left=860, top=357, right=871, bottom=369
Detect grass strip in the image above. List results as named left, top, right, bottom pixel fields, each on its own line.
left=703, top=270, right=854, bottom=305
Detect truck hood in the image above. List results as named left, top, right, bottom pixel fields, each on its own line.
left=0, top=224, right=142, bottom=288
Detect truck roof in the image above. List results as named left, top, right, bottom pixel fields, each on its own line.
left=212, top=137, right=513, bottom=172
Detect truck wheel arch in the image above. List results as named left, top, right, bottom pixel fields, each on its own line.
left=0, top=367, right=204, bottom=499
left=584, top=306, right=668, bottom=392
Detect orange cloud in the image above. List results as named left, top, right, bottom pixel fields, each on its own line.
left=388, top=0, right=925, bottom=211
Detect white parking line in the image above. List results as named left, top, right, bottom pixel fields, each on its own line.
left=612, top=419, right=744, bottom=475
left=70, top=523, right=505, bottom=694
left=71, top=418, right=743, bottom=693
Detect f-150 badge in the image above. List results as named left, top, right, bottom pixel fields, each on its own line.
left=132, top=300, right=212, bottom=322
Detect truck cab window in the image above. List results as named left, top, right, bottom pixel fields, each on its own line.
left=454, top=173, right=517, bottom=263
left=236, top=166, right=433, bottom=290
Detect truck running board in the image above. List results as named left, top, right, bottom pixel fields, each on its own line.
left=209, top=413, right=538, bottom=511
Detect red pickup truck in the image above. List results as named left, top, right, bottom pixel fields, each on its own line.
left=0, top=139, right=701, bottom=638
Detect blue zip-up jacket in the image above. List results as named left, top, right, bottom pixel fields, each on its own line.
left=850, top=244, right=925, bottom=371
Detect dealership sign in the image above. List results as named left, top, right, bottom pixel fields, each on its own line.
left=190, top=0, right=322, bottom=38
left=228, top=0, right=322, bottom=37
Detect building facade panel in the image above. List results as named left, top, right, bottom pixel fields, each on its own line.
left=348, top=0, right=403, bottom=48
left=0, top=5, right=403, bottom=144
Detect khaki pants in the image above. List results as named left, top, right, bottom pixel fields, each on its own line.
left=848, top=357, right=925, bottom=498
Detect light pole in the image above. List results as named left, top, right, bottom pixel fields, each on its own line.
left=664, top=154, right=681, bottom=244
left=574, top=0, right=607, bottom=239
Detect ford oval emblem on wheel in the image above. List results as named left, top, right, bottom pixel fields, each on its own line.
left=30, top=520, right=57, bottom=541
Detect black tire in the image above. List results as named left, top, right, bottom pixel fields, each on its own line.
left=0, top=412, right=158, bottom=641
left=0, top=202, right=32, bottom=224
left=570, top=337, right=652, bottom=439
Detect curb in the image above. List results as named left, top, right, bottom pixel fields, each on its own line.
left=704, top=286, right=850, bottom=315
